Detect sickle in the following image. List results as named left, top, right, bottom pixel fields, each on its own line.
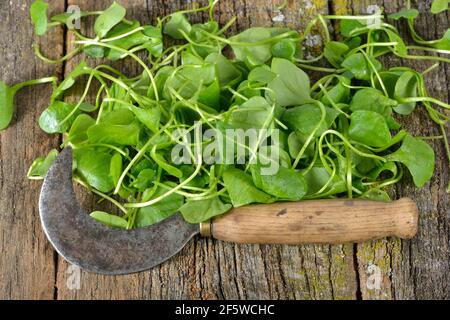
left=39, top=147, right=199, bottom=275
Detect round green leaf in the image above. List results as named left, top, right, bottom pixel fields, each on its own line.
left=30, top=0, right=48, bottom=36
left=394, top=71, right=418, bottom=115
left=0, top=81, right=15, bottom=131
left=349, top=110, right=391, bottom=147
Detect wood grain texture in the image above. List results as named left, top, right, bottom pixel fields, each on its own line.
left=211, top=199, right=419, bottom=244
left=330, top=0, right=450, bottom=300
left=0, top=0, right=65, bottom=299
left=0, top=0, right=448, bottom=300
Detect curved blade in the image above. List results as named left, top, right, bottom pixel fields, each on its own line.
left=39, top=147, right=198, bottom=275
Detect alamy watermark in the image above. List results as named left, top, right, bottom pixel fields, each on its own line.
left=170, top=122, right=280, bottom=175
left=65, top=5, right=82, bottom=30
left=366, top=264, right=382, bottom=290
left=66, top=264, right=81, bottom=290
left=365, top=5, right=382, bottom=30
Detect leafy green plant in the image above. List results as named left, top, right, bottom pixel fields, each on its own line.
left=27, top=149, right=59, bottom=180
left=0, top=78, right=56, bottom=130
left=431, top=0, right=449, bottom=14
left=94, top=2, right=127, bottom=38
left=389, top=1, right=450, bottom=51
left=30, top=0, right=48, bottom=36
left=0, top=1, right=448, bottom=229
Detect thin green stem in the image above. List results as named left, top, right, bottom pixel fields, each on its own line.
left=34, top=44, right=82, bottom=64
left=12, top=77, right=57, bottom=92
left=75, top=40, right=160, bottom=100
left=74, top=177, right=128, bottom=214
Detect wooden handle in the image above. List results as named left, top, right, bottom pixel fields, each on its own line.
left=207, top=198, right=419, bottom=244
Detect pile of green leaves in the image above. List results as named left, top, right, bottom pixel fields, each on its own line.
left=1, top=0, right=449, bottom=229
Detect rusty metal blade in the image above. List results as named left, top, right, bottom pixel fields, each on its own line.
left=39, top=147, right=198, bottom=275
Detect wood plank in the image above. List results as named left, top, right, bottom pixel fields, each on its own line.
left=55, top=0, right=358, bottom=300
left=330, top=0, right=450, bottom=300
left=0, top=0, right=65, bottom=299
left=3, top=0, right=446, bottom=300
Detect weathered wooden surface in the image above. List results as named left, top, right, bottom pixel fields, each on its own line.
left=334, top=0, right=450, bottom=300
left=0, top=0, right=65, bottom=299
left=0, top=0, right=448, bottom=300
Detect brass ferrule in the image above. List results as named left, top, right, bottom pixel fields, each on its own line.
left=199, top=220, right=212, bottom=237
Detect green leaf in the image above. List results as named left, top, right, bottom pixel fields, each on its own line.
left=287, top=131, right=315, bottom=159
left=67, top=114, right=95, bottom=145
left=52, top=61, right=91, bottom=101
left=324, top=41, right=349, bottom=68
left=163, top=12, right=192, bottom=39
left=302, top=166, right=346, bottom=195
left=180, top=196, right=232, bottom=224
left=135, top=183, right=184, bottom=227
left=349, top=110, right=391, bottom=147
left=268, top=58, right=311, bottom=106
left=130, top=159, right=154, bottom=176
left=84, top=45, right=106, bottom=58
left=388, top=8, right=419, bottom=20
left=386, top=135, right=435, bottom=187
left=39, top=101, right=80, bottom=134
left=222, top=168, right=274, bottom=207
left=384, top=29, right=408, bottom=56
left=361, top=189, right=391, bottom=201
left=234, top=80, right=261, bottom=104
left=79, top=102, right=97, bottom=112
left=257, top=144, right=292, bottom=169
left=376, top=71, right=401, bottom=97
left=271, top=39, right=296, bottom=60
left=27, top=149, right=58, bottom=179
left=51, top=11, right=89, bottom=25
left=164, top=60, right=215, bottom=101
left=110, top=153, right=123, bottom=187
left=128, top=105, right=160, bottom=133
left=87, top=121, right=141, bottom=146
left=320, top=77, right=350, bottom=105
left=198, top=79, right=221, bottom=109
left=431, top=0, right=449, bottom=14
left=0, top=81, right=15, bottom=131
left=282, top=103, right=338, bottom=137
left=229, top=96, right=274, bottom=130
left=205, top=53, right=242, bottom=88
left=340, top=20, right=364, bottom=37
left=251, top=164, right=308, bottom=200
left=432, top=29, right=450, bottom=50
left=178, top=165, right=208, bottom=189
left=231, top=28, right=296, bottom=67
left=230, top=28, right=273, bottom=66
left=131, top=168, right=156, bottom=191
left=107, top=83, right=131, bottom=110
left=143, top=25, right=162, bottom=38
left=367, top=162, right=398, bottom=181
left=341, top=53, right=382, bottom=81
left=141, top=25, right=164, bottom=57
left=150, top=146, right=183, bottom=178
left=248, top=65, right=277, bottom=84
left=94, top=2, right=127, bottom=38
left=105, top=21, right=150, bottom=60
left=75, top=149, right=114, bottom=193
left=350, top=88, right=397, bottom=120
left=393, top=71, right=418, bottom=115
left=182, top=50, right=204, bottom=65
left=30, top=0, right=48, bottom=36
left=90, top=211, right=128, bottom=229
left=101, top=108, right=135, bottom=124
left=188, top=21, right=222, bottom=58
